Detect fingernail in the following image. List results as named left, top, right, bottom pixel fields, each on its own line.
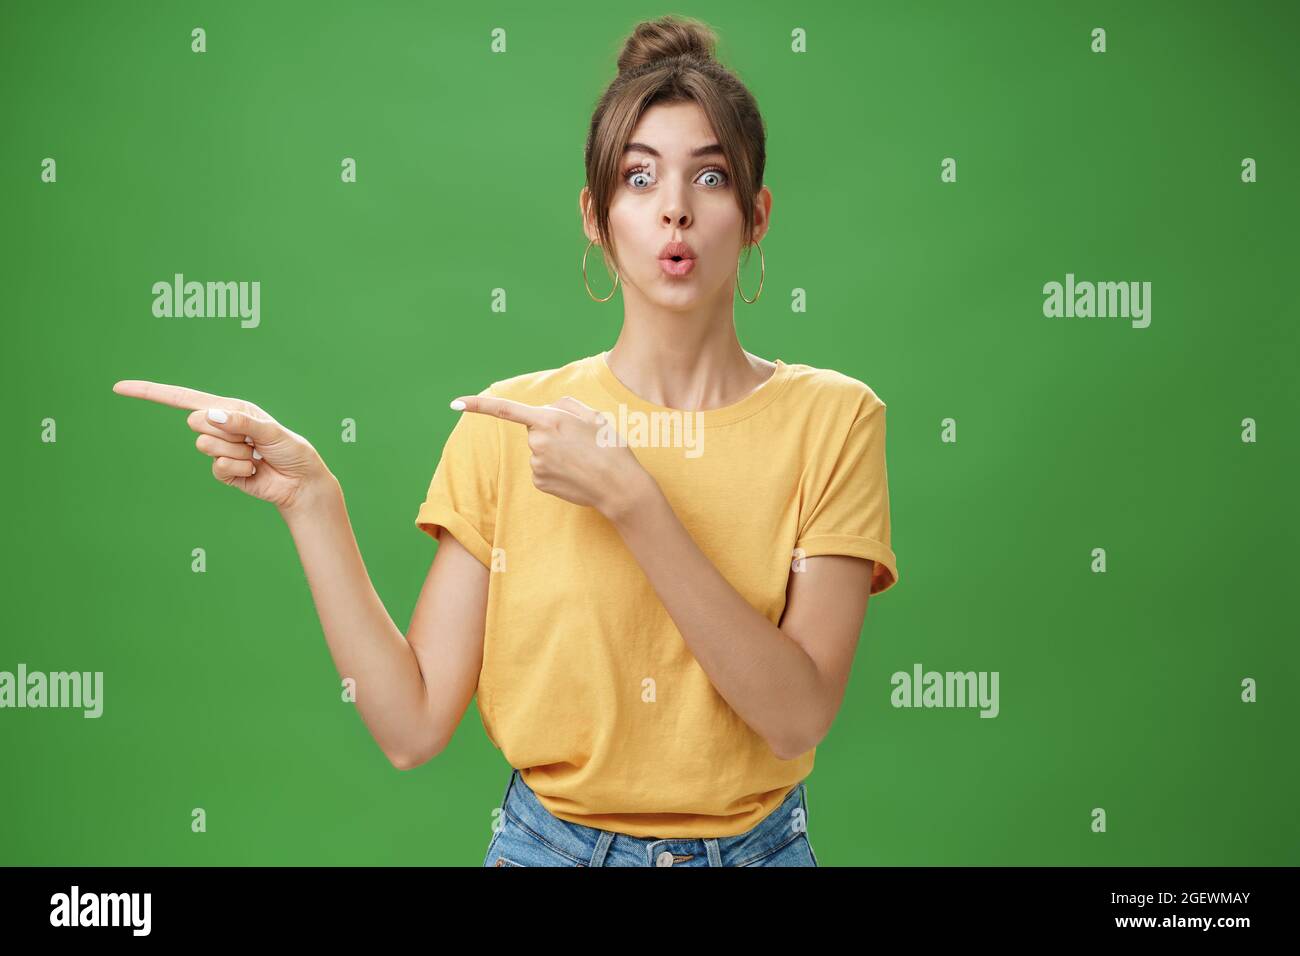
left=449, top=399, right=466, bottom=411
left=244, top=436, right=254, bottom=445
left=207, top=408, right=228, bottom=423
left=251, top=465, right=257, bottom=474
left=252, top=449, right=263, bottom=460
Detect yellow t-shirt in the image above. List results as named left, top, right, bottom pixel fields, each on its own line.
left=415, top=351, right=899, bottom=838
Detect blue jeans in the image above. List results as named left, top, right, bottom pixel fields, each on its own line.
left=483, top=769, right=820, bottom=867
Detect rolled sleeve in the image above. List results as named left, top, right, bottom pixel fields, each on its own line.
left=415, top=386, right=501, bottom=569
left=794, top=402, right=899, bottom=595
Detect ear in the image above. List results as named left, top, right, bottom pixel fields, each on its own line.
left=578, top=186, right=598, bottom=243
left=751, top=184, right=773, bottom=244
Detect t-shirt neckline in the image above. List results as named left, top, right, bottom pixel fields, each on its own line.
left=586, top=350, right=793, bottom=427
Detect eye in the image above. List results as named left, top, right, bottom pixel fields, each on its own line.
left=625, top=165, right=653, bottom=189
left=622, top=165, right=730, bottom=190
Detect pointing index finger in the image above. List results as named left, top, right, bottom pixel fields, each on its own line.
left=112, top=380, right=234, bottom=412
left=451, top=395, right=553, bottom=429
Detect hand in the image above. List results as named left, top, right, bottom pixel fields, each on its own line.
left=451, top=393, right=651, bottom=521
left=111, top=379, right=332, bottom=515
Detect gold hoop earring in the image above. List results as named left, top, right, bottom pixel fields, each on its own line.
left=582, top=239, right=619, bottom=302
left=737, top=240, right=765, bottom=303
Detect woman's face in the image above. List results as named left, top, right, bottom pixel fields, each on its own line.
left=583, top=100, right=768, bottom=310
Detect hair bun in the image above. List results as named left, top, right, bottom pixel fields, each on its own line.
left=616, top=15, right=717, bottom=75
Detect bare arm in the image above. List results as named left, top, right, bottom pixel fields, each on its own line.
left=282, top=479, right=489, bottom=770
left=609, top=473, right=873, bottom=760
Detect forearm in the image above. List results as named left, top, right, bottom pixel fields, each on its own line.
left=279, top=475, right=436, bottom=765
left=607, top=475, right=825, bottom=760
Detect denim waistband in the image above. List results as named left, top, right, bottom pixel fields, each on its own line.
left=497, top=768, right=810, bottom=867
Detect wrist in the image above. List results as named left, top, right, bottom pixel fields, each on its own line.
left=279, top=469, right=343, bottom=525
left=603, top=463, right=660, bottom=528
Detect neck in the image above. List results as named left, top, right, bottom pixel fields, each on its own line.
left=604, top=290, right=773, bottom=411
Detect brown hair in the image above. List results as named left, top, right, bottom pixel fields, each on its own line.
left=583, top=15, right=767, bottom=277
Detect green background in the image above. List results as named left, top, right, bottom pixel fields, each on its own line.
left=1, top=0, right=1296, bottom=865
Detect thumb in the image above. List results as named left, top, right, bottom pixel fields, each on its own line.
left=550, top=395, right=605, bottom=426
left=205, top=406, right=280, bottom=444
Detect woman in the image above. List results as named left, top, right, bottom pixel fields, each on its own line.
left=112, top=15, right=899, bottom=867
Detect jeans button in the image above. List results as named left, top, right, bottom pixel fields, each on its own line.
left=655, top=851, right=675, bottom=867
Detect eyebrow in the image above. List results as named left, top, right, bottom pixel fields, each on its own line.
left=624, top=142, right=726, bottom=159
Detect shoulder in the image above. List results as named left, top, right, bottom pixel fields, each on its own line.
left=780, top=360, right=887, bottom=423
left=482, top=355, right=594, bottom=403
left=438, top=357, right=597, bottom=463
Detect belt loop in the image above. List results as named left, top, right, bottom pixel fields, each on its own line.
left=589, top=830, right=614, bottom=867
left=705, top=837, right=722, bottom=867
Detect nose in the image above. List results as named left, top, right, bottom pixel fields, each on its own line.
left=661, top=205, right=691, bottom=230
